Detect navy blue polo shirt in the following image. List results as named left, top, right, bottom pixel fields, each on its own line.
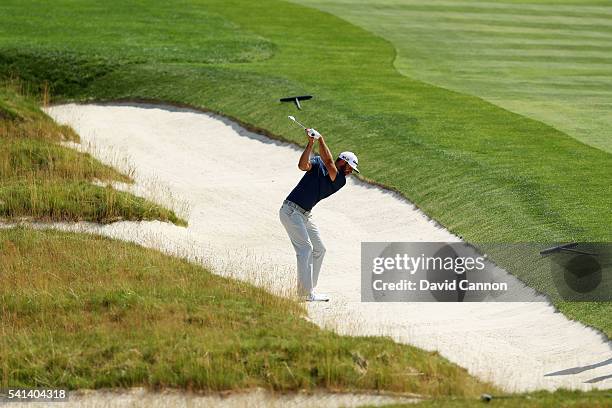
left=286, top=156, right=346, bottom=211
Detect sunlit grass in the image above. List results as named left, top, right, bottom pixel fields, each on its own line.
left=293, top=0, right=612, bottom=153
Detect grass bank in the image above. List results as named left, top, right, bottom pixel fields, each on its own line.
left=0, top=84, right=185, bottom=225
left=0, top=1, right=609, bottom=335
left=0, top=227, right=494, bottom=396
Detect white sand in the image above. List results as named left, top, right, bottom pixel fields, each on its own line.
left=13, top=387, right=419, bottom=408
left=34, top=103, right=610, bottom=392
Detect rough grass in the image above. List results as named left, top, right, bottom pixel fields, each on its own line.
left=0, top=227, right=495, bottom=397
left=0, top=84, right=186, bottom=225
left=0, top=1, right=609, bottom=334
left=377, top=389, right=612, bottom=407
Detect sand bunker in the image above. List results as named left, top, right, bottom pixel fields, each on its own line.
left=32, top=103, right=610, bottom=392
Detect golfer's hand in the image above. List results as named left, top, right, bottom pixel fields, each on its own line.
left=305, top=128, right=321, bottom=139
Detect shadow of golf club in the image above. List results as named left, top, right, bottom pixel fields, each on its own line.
left=544, top=357, right=612, bottom=376
left=584, top=373, right=612, bottom=384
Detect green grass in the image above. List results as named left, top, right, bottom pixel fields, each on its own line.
left=0, top=84, right=186, bottom=225
left=0, top=2, right=274, bottom=63
left=377, top=389, right=612, bottom=407
left=0, top=0, right=609, bottom=335
left=293, top=0, right=612, bottom=153
left=0, top=227, right=495, bottom=396
left=0, top=1, right=272, bottom=97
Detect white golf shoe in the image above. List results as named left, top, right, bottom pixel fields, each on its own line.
left=306, top=292, right=330, bottom=302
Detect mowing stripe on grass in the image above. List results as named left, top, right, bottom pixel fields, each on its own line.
left=295, top=0, right=612, bottom=153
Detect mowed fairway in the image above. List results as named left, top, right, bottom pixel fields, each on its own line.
left=0, top=0, right=610, bottom=336
left=294, top=0, right=612, bottom=153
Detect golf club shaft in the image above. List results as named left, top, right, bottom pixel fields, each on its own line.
left=289, top=116, right=307, bottom=129
left=293, top=119, right=307, bottom=129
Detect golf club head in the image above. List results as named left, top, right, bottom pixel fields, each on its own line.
left=288, top=115, right=306, bottom=129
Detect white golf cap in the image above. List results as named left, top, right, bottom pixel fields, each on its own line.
left=338, top=151, right=359, bottom=173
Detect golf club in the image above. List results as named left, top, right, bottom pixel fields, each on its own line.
left=539, top=242, right=597, bottom=257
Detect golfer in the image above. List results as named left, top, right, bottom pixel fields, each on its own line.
left=279, top=127, right=359, bottom=301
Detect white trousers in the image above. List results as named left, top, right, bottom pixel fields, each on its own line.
left=279, top=202, right=326, bottom=296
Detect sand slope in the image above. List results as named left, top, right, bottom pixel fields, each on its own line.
left=39, top=103, right=611, bottom=392
left=13, top=387, right=419, bottom=408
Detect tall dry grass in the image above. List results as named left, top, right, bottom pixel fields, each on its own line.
left=0, top=227, right=495, bottom=397
left=0, top=83, right=185, bottom=225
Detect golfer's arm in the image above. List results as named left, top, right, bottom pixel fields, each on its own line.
left=317, top=137, right=338, bottom=180
left=298, top=140, right=314, bottom=171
